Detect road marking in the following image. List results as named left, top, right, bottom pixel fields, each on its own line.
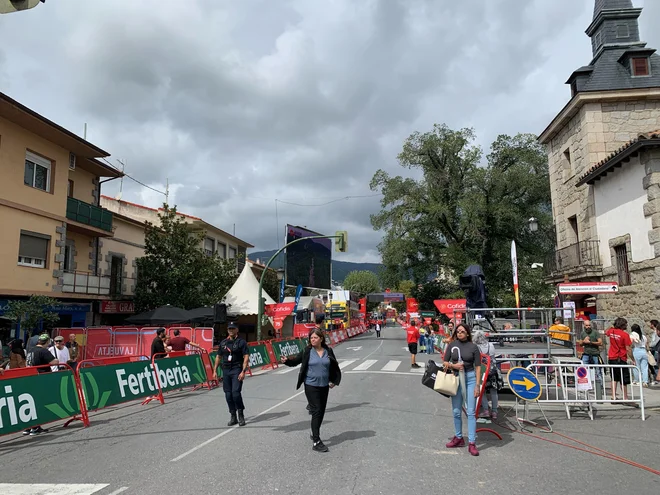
left=353, top=359, right=378, bottom=371
left=338, top=359, right=357, bottom=369
left=107, top=488, right=129, bottom=495
left=171, top=389, right=306, bottom=462
left=346, top=346, right=363, bottom=351
left=381, top=360, right=401, bottom=371
left=275, top=366, right=297, bottom=374
left=411, top=363, right=426, bottom=373
left=345, top=370, right=426, bottom=376
left=0, top=485, right=109, bottom=495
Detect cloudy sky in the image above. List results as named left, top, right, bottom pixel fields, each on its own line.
left=1, top=0, right=659, bottom=263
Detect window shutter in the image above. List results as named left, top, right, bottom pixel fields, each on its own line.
left=633, top=58, right=649, bottom=76
left=19, top=234, right=48, bottom=259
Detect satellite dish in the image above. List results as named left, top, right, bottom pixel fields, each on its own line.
left=0, top=0, right=44, bottom=14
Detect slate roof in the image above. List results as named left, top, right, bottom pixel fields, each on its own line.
left=576, top=130, right=660, bottom=186
left=567, top=0, right=660, bottom=93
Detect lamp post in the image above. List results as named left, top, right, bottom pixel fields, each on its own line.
left=256, top=234, right=343, bottom=341
left=528, top=217, right=539, bottom=233
left=0, top=0, right=45, bottom=14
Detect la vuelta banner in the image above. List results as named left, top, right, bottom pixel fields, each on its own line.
left=0, top=370, right=82, bottom=436
left=434, top=299, right=467, bottom=316
left=265, top=302, right=296, bottom=331
left=406, top=298, right=419, bottom=314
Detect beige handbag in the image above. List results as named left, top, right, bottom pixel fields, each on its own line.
left=434, top=366, right=459, bottom=396
left=648, top=350, right=657, bottom=367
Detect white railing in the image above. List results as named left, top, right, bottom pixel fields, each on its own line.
left=525, top=362, right=645, bottom=421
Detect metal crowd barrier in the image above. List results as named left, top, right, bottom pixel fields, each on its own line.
left=525, top=362, right=645, bottom=421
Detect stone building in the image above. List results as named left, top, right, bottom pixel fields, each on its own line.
left=539, top=0, right=660, bottom=323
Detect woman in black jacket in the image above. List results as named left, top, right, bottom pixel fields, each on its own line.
left=281, top=328, right=341, bottom=452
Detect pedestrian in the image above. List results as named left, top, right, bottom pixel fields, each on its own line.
left=427, top=327, right=435, bottom=354
left=605, top=317, right=632, bottom=400
left=418, top=325, right=427, bottom=354
left=151, top=328, right=167, bottom=359
left=443, top=323, right=481, bottom=456
left=472, top=330, right=501, bottom=420
left=48, top=335, right=70, bottom=372
left=375, top=321, right=381, bottom=339
left=24, top=334, right=59, bottom=436
left=406, top=320, right=421, bottom=368
left=630, top=324, right=649, bottom=387
left=9, top=339, right=26, bottom=369
left=65, top=334, right=80, bottom=371
left=577, top=320, right=602, bottom=381
left=169, top=329, right=203, bottom=352
left=212, top=323, right=250, bottom=427
left=280, top=327, right=341, bottom=453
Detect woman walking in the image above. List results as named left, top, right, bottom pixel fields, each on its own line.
left=630, top=324, right=649, bottom=387
left=281, top=328, right=341, bottom=452
left=443, top=323, right=481, bottom=456
left=473, top=330, right=501, bottom=420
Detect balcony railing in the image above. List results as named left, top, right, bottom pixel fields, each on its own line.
left=62, top=271, right=135, bottom=296
left=66, top=197, right=113, bottom=232
left=544, top=240, right=601, bottom=277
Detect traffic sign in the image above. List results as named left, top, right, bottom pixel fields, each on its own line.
left=507, top=367, right=542, bottom=401
left=557, top=282, right=618, bottom=294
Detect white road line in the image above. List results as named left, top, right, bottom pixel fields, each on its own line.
left=0, top=484, right=109, bottom=495
left=345, top=370, right=424, bottom=376
left=275, top=366, right=297, bottom=374
left=381, top=360, right=401, bottom=371
left=411, top=363, right=426, bottom=373
left=171, top=389, right=306, bottom=462
left=338, top=359, right=357, bottom=369
left=106, top=488, right=130, bottom=495
left=352, top=359, right=378, bottom=371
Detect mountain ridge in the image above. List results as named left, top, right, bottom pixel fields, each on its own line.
left=248, top=250, right=382, bottom=283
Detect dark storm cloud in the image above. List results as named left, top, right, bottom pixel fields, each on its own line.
left=2, top=0, right=643, bottom=262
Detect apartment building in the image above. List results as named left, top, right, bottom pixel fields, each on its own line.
left=100, top=196, right=253, bottom=271
left=0, top=92, right=123, bottom=329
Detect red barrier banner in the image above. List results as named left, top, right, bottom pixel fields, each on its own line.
left=434, top=299, right=467, bottom=316
left=85, top=327, right=114, bottom=359
left=265, top=302, right=296, bottom=317
left=193, top=327, right=214, bottom=353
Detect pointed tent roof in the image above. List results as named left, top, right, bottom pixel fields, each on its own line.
left=222, top=262, right=276, bottom=316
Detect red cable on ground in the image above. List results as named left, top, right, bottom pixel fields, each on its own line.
left=494, top=419, right=660, bottom=476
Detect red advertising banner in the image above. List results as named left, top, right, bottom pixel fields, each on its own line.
left=434, top=299, right=467, bottom=316
left=406, top=298, right=419, bottom=313
left=100, top=301, right=135, bottom=314
left=265, top=302, right=296, bottom=317
left=359, top=298, right=366, bottom=318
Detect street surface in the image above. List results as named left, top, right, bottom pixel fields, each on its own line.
left=1, top=325, right=659, bottom=494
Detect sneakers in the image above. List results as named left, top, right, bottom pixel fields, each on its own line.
left=24, top=426, right=47, bottom=436
left=478, top=411, right=491, bottom=419
left=446, top=436, right=465, bottom=448
left=468, top=442, right=479, bottom=456
left=411, top=363, right=421, bottom=368
left=312, top=440, right=328, bottom=452
left=491, top=411, right=498, bottom=421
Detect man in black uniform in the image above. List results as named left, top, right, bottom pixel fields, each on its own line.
left=213, top=323, right=249, bottom=427
left=151, top=328, right=167, bottom=359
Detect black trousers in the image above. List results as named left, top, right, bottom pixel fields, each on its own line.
left=223, top=368, right=245, bottom=413
left=305, top=384, right=329, bottom=442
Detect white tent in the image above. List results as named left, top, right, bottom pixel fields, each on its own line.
left=223, top=262, right=276, bottom=316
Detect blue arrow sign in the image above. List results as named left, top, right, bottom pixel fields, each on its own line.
left=507, top=367, right=542, bottom=401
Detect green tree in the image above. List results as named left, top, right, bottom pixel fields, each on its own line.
left=135, top=205, right=239, bottom=311
left=370, top=124, right=554, bottom=306
left=343, top=270, right=381, bottom=295
left=261, top=267, right=281, bottom=302
left=5, top=295, right=60, bottom=337
left=411, top=279, right=464, bottom=311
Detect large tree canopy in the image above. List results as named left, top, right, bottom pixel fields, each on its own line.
left=370, top=124, right=554, bottom=307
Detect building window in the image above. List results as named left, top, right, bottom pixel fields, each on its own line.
left=563, top=147, right=573, bottom=178
left=67, top=180, right=74, bottom=198
left=632, top=57, right=650, bottom=77
left=593, top=32, right=602, bottom=50
left=217, top=242, right=227, bottom=259
left=614, top=244, right=631, bottom=286
left=228, top=247, right=237, bottom=259
left=204, top=237, right=215, bottom=256
left=63, top=239, right=75, bottom=271
left=616, top=25, right=629, bottom=39
left=570, top=81, right=578, bottom=97
left=24, top=151, right=51, bottom=192
left=110, top=255, right=123, bottom=296
left=18, top=231, right=49, bottom=268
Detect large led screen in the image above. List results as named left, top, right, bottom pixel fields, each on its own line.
left=285, top=225, right=332, bottom=290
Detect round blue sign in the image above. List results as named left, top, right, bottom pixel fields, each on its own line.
left=576, top=367, right=588, bottom=379
left=507, top=367, right=542, bottom=401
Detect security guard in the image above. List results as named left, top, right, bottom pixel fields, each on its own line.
left=212, top=323, right=250, bottom=426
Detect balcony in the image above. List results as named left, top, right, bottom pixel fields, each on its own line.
left=66, top=197, right=113, bottom=235
left=544, top=240, right=602, bottom=282
left=62, top=271, right=135, bottom=297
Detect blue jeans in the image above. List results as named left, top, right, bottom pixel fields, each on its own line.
left=427, top=337, right=434, bottom=354
left=581, top=354, right=602, bottom=381
left=632, top=347, right=649, bottom=384
left=451, top=370, right=477, bottom=443
left=419, top=336, right=426, bottom=352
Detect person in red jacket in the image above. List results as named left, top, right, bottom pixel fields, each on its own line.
left=605, top=317, right=632, bottom=400
left=406, top=321, right=421, bottom=368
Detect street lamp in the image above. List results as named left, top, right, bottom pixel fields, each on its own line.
left=528, top=217, right=539, bottom=233
left=0, top=0, right=44, bottom=14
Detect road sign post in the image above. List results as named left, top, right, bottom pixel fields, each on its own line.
left=505, top=367, right=552, bottom=432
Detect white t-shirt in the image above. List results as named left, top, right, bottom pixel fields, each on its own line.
left=49, top=345, right=70, bottom=371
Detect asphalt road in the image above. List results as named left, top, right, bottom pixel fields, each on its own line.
left=1, top=324, right=659, bottom=495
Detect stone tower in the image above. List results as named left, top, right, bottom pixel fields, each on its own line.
left=539, top=0, right=660, bottom=323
